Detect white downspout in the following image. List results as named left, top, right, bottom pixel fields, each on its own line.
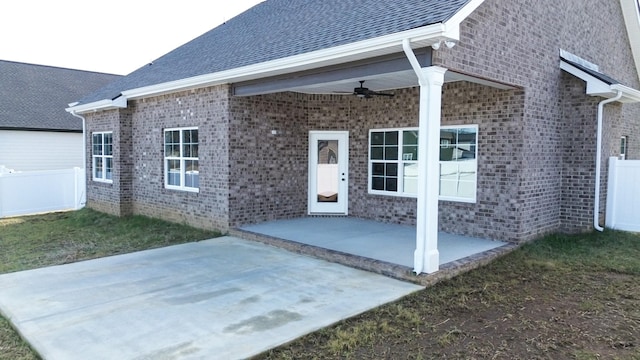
left=70, top=110, right=87, bottom=208
left=403, top=39, right=430, bottom=88
left=594, top=91, right=622, bottom=231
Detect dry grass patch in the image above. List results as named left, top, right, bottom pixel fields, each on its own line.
left=257, top=231, right=640, bottom=359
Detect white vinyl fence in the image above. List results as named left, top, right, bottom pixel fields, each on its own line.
left=606, top=157, right=640, bottom=232
left=0, top=167, right=85, bottom=218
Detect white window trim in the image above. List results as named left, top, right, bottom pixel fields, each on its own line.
left=438, top=124, right=478, bottom=203
left=368, top=127, right=419, bottom=197
left=164, top=127, right=199, bottom=193
left=92, top=131, right=113, bottom=184
left=368, top=125, right=478, bottom=203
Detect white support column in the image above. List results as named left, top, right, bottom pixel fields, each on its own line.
left=414, top=66, right=447, bottom=274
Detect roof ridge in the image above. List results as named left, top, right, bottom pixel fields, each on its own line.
left=0, top=59, right=122, bottom=76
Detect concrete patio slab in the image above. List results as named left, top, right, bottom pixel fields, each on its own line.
left=0, top=236, right=423, bottom=360
left=240, top=217, right=508, bottom=267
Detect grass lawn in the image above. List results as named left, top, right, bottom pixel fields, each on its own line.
left=259, top=231, right=640, bottom=359
left=1, top=210, right=639, bottom=359
left=0, top=209, right=221, bottom=359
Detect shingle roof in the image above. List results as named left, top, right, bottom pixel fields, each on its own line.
left=562, top=59, right=621, bottom=85
left=0, top=60, right=121, bottom=131
left=78, top=0, right=470, bottom=104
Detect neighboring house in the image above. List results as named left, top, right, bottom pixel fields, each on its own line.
left=0, top=60, right=120, bottom=171
left=68, top=0, right=640, bottom=273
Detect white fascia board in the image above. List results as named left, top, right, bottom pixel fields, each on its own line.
left=431, top=0, right=485, bottom=45
left=66, top=97, right=127, bottom=114
left=117, top=23, right=454, bottom=101
left=446, top=0, right=486, bottom=29
left=68, top=20, right=466, bottom=113
left=620, top=0, right=640, bottom=83
left=611, top=83, right=640, bottom=102
left=561, top=61, right=640, bottom=103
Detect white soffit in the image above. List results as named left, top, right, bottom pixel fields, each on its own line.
left=560, top=61, right=614, bottom=96
left=560, top=60, right=640, bottom=103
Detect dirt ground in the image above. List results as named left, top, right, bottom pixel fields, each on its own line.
left=256, top=235, right=640, bottom=359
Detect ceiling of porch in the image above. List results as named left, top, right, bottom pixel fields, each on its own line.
left=287, top=70, right=517, bottom=95
left=231, top=51, right=517, bottom=97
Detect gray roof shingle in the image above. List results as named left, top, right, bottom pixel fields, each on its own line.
left=78, top=0, right=470, bottom=104
left=562, top=59, right=621, bottom=85
left=0, top=60, right=121, bottom=131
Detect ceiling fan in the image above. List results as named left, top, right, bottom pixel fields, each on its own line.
left=339, top=80, right=395, bottom=98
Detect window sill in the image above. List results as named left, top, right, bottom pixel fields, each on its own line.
left=368, top=190, right=477, bottom=203
left=164, top=185, right=200, bottom=193
left=439, top=196, right=477, bottom=204
left=368, top=190, right=417, bottom=198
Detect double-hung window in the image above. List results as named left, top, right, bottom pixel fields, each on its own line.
left=369, top=128, right=419, bottom=196
left=164, top=127, right=199, bottom=192
left=92, top=132, right=113, bottom=183
left=439, top=126, right=478, bottom=202
left=368, top=125, right=478, bottom=202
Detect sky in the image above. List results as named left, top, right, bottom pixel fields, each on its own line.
left=0, top=0, right=264, bottom=75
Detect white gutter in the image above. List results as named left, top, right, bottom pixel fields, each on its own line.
left=68, top=0, right=488, bottom=114
left=120, top=24, right=453, bottom=100
left=65, top=96, right=127, bottom=114
left=611, top=83, right=640, bottom=102
left=594, top=91, right=623, bottom=231
left=68, top=22, right=461, bottom=114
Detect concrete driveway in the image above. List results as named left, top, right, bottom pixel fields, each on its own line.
left=0, top=236, right=422, bottom=359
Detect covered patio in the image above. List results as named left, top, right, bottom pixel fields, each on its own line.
left=232, top=217, right=516, bottom=285
left=230, top=47, right=518, bottom=275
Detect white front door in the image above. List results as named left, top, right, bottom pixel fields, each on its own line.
left=308, top=131, right=349, bottom=215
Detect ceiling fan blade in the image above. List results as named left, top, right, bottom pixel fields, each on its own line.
left=349, top=80, right=395, bottom=98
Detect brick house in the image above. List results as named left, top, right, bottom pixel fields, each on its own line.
left=68, top=0, right=640, bottom=274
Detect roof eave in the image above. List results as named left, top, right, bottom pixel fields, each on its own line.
left=68, top=0, right=488, bottom=113
left=71, top=23, right=460, bottom=112
left=611, top=83, right=640, bottom=103
left=124, top=23, right=457, bottom=100
left=560, top=60, right=640, bottom=103
left=66, top=96, right=128, bottom=115
left=446, top=0, right=486, bottom=31
left=560, top=60, right=613, bottom=94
